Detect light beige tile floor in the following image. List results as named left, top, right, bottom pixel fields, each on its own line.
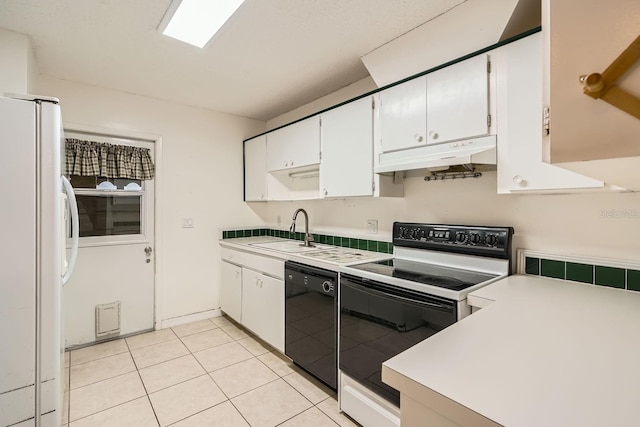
left=62, top=316, right=360, bottom=427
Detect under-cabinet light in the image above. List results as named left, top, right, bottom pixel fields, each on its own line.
left=161, top=0, right=245, bottom=48
left=288, top=170, right=320, bottom=180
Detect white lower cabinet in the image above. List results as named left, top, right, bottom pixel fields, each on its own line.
left=241, top=268, right=285, bottom=353
left=220, top=260, right=242, bottom=323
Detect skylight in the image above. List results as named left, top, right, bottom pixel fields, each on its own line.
left=161, top=0, right=245, bottom=48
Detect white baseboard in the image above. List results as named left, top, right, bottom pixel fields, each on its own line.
left=159, top=309, right=222, bottom=329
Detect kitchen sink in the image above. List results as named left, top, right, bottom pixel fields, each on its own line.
left=249, top=240, right=333, bottom=253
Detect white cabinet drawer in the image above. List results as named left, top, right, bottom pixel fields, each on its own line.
left=221, top=247, right=244, bottom=265
left=220, top=247, right=284, bottom=279
left=242, top=252, right=284, bottom=279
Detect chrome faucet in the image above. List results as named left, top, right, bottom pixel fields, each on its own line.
left=290, top=208, right=315, bottom=247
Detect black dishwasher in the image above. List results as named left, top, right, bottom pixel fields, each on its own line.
left=285, top=260, right=338, bottom=390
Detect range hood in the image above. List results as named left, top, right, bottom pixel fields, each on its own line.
left=375, top=134, right=496, bottom=174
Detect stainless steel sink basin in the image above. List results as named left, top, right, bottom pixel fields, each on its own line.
left=249, top=241, right=333, bottom=253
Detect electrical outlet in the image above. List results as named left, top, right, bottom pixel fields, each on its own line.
left=181, top=217, right=194, bottom=228
left=367, top=219, right=378, bottom=234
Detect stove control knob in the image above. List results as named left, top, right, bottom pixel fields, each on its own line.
left=455, top=232, right=467, bottom=243
left=486, top=234, right=499, bottom=246
left=399, top=227, right=409, bottom=238
left=469, top=233, right=481, bottom=244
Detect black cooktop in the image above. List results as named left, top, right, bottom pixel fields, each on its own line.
left=348, top=259, right=499, bottom=291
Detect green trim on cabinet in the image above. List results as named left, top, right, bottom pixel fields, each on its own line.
left=524, top=256, right=638, bottom=292
left=243, top=28, right=542, bottom=143
left=221, top=228, right=393, bottom=254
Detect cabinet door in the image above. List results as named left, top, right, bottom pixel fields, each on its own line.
left=220, top=261, right=242, bottom=323
left=426, top=54, right=489, bottom=144
left=255, top=274, right=284, bottom=353
left=542, top=0, right=640, bottom=190
left=241, top=268, right=284, bottom=352
left=378, top=75, right=427, bottom=153
left=320, top=97, right=374, bottom=197
left=244, top=135, right=267, bottom=201
left=266, top=116, right=321, bottom=172
left=496, top=33, right=604, bottom=193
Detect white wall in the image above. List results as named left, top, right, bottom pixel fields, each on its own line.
left=260, top=94, right=640, bottom=264
left=0, top=29, right=36, bottom=94
left=34, top=75, right=266, bottom=324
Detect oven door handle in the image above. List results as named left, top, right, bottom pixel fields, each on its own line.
left=342, top=280, right=454, bottom=312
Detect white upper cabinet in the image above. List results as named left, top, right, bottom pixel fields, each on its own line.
left=378, top=54, right=491, bottom=154
left=426, top=54, right=489, bottom=144
left=379, top=76, right=427, bottom=153
left=244, top=135, right=267, bottom=201
left=495, top=33, right=604, bottom=193
left=320, top=97, right=374, bottom=197
left=266, top=116, right=321, bottom=172
left=542, top=0, right=640, bottom=190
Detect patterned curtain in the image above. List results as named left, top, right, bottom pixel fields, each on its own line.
left=65, top=138, right=155, bottom=180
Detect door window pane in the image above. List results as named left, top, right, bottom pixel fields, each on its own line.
left=76, top=195, right=142, bottom=237
left=70, top=175, right=142, bottom=191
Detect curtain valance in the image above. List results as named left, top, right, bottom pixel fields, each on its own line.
left=65, top=138, right=155, bottom=180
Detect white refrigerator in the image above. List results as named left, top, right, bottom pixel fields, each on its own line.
left=0, top=94, right=79, bottom=426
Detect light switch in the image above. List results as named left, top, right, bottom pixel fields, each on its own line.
left=182, top=217, right=194, bottom=228
left=367, top=219, right=378, bottom=234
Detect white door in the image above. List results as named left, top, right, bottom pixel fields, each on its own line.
left=241, top=268, right=284, bottom=352
left=244, top=135, right=267, bottom=201
left=320, top=97, right=374, bottom=197
left=63, top=132, right=155, bottom=348
left=378, top=75, right=427, bottom=153
left=266, top=116, right=321, bottom=172
left=495, top=33, right=604, bottom=193
left=220, top=261, right=242, bottom=323
left=426, top=54, right=489, bottom=144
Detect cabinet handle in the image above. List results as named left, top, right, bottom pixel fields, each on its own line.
left=323, top=189, right=328, bottom=196
left=290, top=161, right=294, bottom=166
left=513, top=175, right=527, bottom=187
left=414, top=133, right=424, bottom=142
left=428, top=131, right=439, bottom=140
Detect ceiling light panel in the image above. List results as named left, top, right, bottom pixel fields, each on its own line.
left=162, top=0, right=245, bottom=48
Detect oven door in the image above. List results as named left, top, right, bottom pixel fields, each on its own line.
left=339, top=274, right=457, bottom=406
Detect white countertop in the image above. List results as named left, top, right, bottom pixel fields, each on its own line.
left=382, top=275, right=640, bottom=427
left=219, top=236, right=390, bottom=270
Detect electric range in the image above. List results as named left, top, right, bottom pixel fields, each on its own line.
left=338, top=222, right=514, bottom=427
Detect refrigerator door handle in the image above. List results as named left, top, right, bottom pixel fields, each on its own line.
left=61, top=175, right=79, bottom=285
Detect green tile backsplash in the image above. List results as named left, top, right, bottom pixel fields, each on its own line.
left=525, top=256, right=638, bottom=292
left=541, top=259, right=565, bottom=280
left=595, top=266, right=625, bottom=289
left=566, top=262, right=593, bottom=284
left=222, top=227, right=393, bottom=254
left=627, top=270, right=640, bottom=292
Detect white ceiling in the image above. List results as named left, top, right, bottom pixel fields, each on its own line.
left=0, top=0, right=472, bottom=121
